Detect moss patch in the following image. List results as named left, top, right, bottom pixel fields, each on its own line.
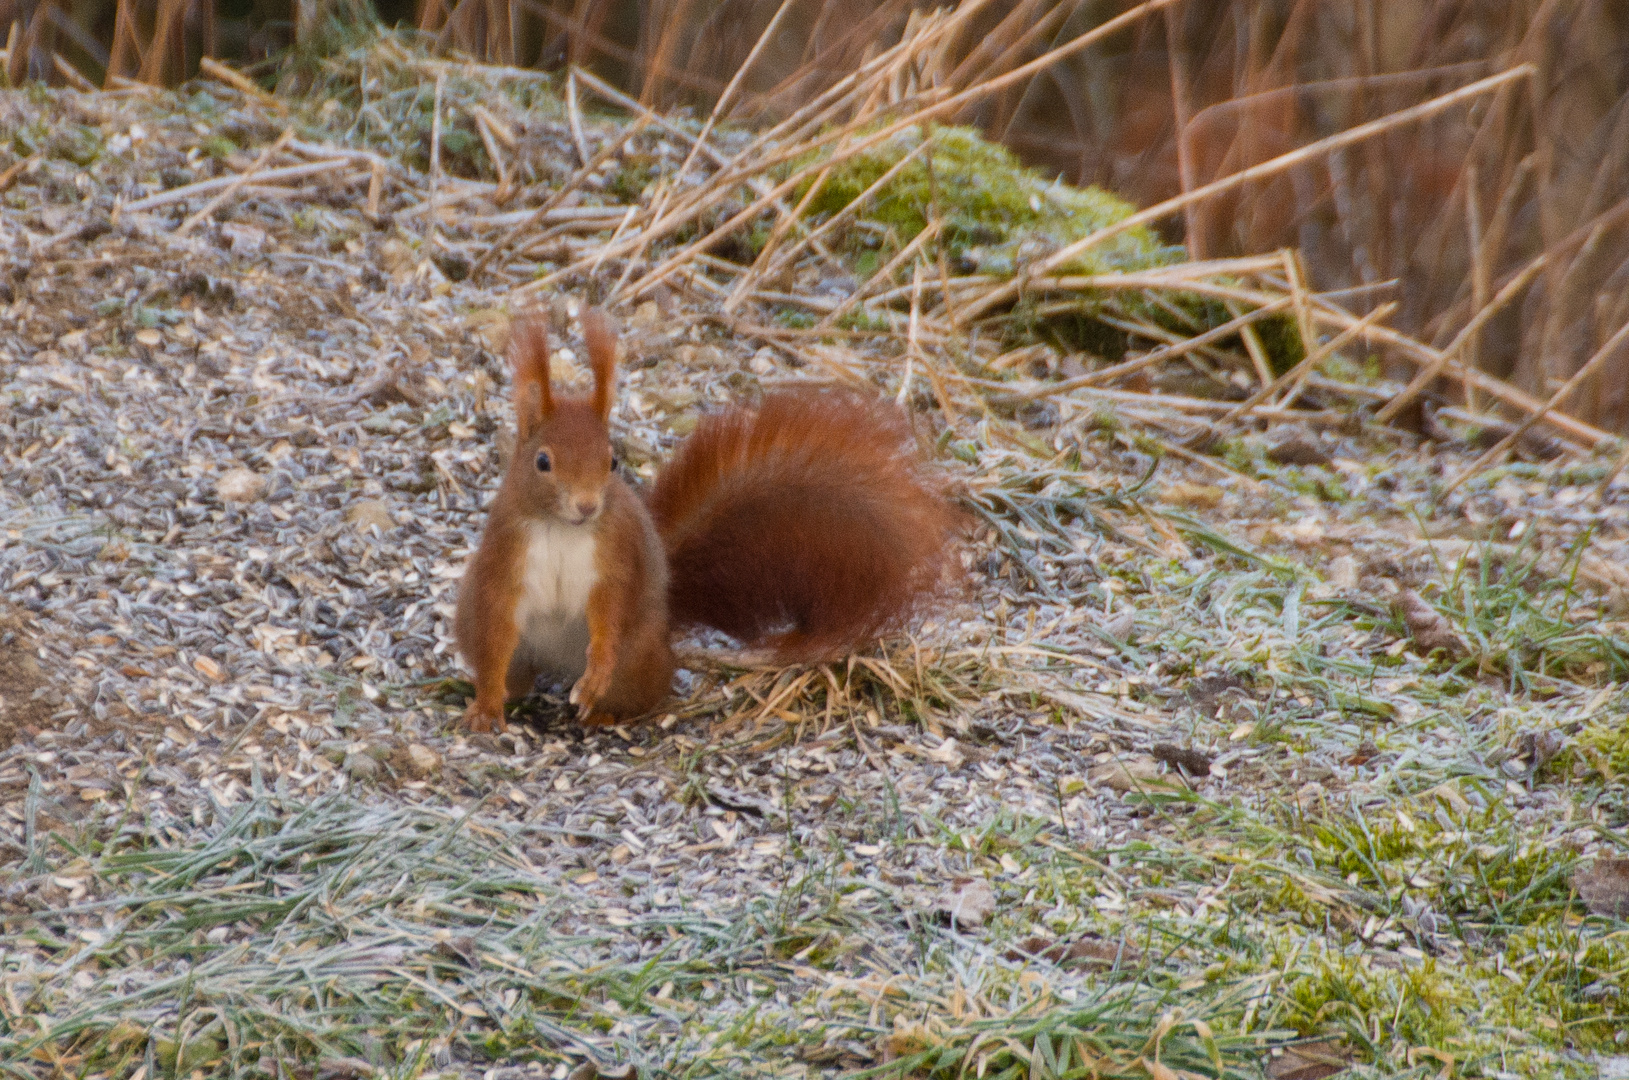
left=796, top=125, right=1183, bottom=277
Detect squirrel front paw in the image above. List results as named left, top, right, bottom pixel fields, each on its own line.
left=569, top=664, right=614, bottom=719
left=462, top=698, right=509, bottom=734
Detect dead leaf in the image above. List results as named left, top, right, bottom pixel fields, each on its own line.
left=1327, top=554, right=1359, bottom=590
left=390, top=743, right=440, bottom=779
left=1396, top=590, right=1463, bottom=656
left=933, top=878, right=997, bottom=928
left=1575, top=858, right=1629, bottom=918
left=924, top=737, right=965, bottom=769
left=877, top=1023, right=935, bottom=1063
left=1089, top=754, right=1182, bottom=793
left=1515, top=728, right=1566, bottom=777
left=1267, top=431, right=1332, bottom=467
left=348, top=499, right=395, bottom=533
left=567, top=1063, right=637, bottom=1080
left=1142, top=1057, right=1180, bottom=1080
left=431, top=935, right=479, bottom=967
left=216, top=468, right=266, bottom=503
left=1266, top=1040, right=1353, bottom=1079
left=316, top=1057, right=376, bottom=1080
left=1161, top=481, right=1224, bottom=509
left=220, top=222, right=268, bottom=255
left=1151, top=742, right=1213, bottom=777
left=1103, top=610, right=1138, bottom=640
left=1183, top=674, right=1253, bottom=719
left=1004, top=933, right=1142, bottom=969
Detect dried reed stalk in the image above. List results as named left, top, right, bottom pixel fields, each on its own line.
left=1375, top=253, right=1547, bottom=424
left=176, top=129, right=294, bottom=236
left=955, top=64, right=1538, bottom=326
left=997, top=297, right=1296, bottom=403
left=1215, top=301, right=1399, bottom=427
left=1442, top=316, right=1629, bottom=496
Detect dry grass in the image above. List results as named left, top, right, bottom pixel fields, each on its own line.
left=412, top=0, right=1629, bottom=437
left=8, top=1, right=1629, bottom=434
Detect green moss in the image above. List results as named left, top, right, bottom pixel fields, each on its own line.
left=201, top=135, right=239, bottom=160
left=1573, top=715, right=1629, bottom=781
left=1255, top=312, right=1307, bottom=375
left=796, top=125, right=1182, bottom=276
left=1285, top=952, right=1477, bottom=1060
left=11, top=119, right=47, bottom=157
left=607, top=157, right=656, bottom=204
left=773, top=308, right=815, bottom=330
left=52, top=125, right=104, bottom=166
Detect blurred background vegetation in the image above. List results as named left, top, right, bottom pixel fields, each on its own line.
left=4, top=0, right=1629, bottom=433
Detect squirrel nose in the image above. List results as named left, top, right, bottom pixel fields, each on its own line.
left=573, top=498, right=600, bottom=521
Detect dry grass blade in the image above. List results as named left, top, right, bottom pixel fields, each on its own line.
left=1215, top=300, right=1398, bottom=428
left=1443, top=315, right=1629, bottom=496
left=175, top=128, right=293, bottom=237
left=1375, top=253, right=1548, bottom=424
left=955, top=64, right=1538, bottom=326
left=469, top=115, right=651, bottom=283
left=999, top=296, right=1295, bottom=403
left=565, top=67, right=588, bottom=167
left=814, top=217, right=943, bottom=331
left=199, top=56, right=286, bottom=113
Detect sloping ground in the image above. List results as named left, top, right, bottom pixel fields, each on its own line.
left=2, top=42, right=1629, bottom=1080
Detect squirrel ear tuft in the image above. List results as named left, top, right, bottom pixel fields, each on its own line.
left=581, top=308, right=618, bottom=423
left=509, top=311, right=553, bottom=438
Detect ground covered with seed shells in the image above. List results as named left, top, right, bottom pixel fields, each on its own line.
left=4, top=42, right=1629, bottom=1080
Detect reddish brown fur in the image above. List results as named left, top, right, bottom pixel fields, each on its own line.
left=647, top=387, right=962, bottom=662
left=458, top=314, right=959, bottom=732
left=455, top=310, right=673, bottom=732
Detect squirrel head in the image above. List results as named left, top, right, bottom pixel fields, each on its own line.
left=505, top=308, right=618, bottom=527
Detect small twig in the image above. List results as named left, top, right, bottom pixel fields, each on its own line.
left=0, top=152, right=38, bottom=194
left=427, top=72, right=445, bottom=234
left=199, top=57, right=286, bottom=113
left=956, top=63, right=1538, bottom=325
left=1213, top=300, right=1398, bottom=428
left=1464, top=163, right=1487, bottom=410
left=1228, top=300, right=1275, bottom=387
left=51, top=53, right=95, bottom=92
left=135, top=162, right=348, bottom=215
left=815, top=218, right=943, bottom=331
left=898, top=262, right=925, bottom=408
left=1375, top=253, right=1546, bottom=424
left=995, top=297, right=1294, bottom=403
left=1282, top=249, right=1317, bottom=379
left=1441, top=315, right=1629, bottom=498
left=365, top=159, right=383, bottom=221
left=566, top=69, right=589, bottom=168
left=176, top=128, right=294, bottom=237
left=471, top=107, right=512, bottom=203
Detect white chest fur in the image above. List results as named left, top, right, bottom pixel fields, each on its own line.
left=511, top=518, right=599, bottom=679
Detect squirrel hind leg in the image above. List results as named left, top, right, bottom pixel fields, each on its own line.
left=758, top=630, right=826, bottom=665
left=505, top=654, right=544, bottom=702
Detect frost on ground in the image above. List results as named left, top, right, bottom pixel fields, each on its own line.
left=2, top=46, right=1629, bottom=1080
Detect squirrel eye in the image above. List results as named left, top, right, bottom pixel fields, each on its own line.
left=534, top=450, right=552, bottom=473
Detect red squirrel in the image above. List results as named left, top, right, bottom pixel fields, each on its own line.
left=454, top=308, right=959, bottom=733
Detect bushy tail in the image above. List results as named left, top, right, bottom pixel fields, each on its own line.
left=647, top=387, right=961, bottom=662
